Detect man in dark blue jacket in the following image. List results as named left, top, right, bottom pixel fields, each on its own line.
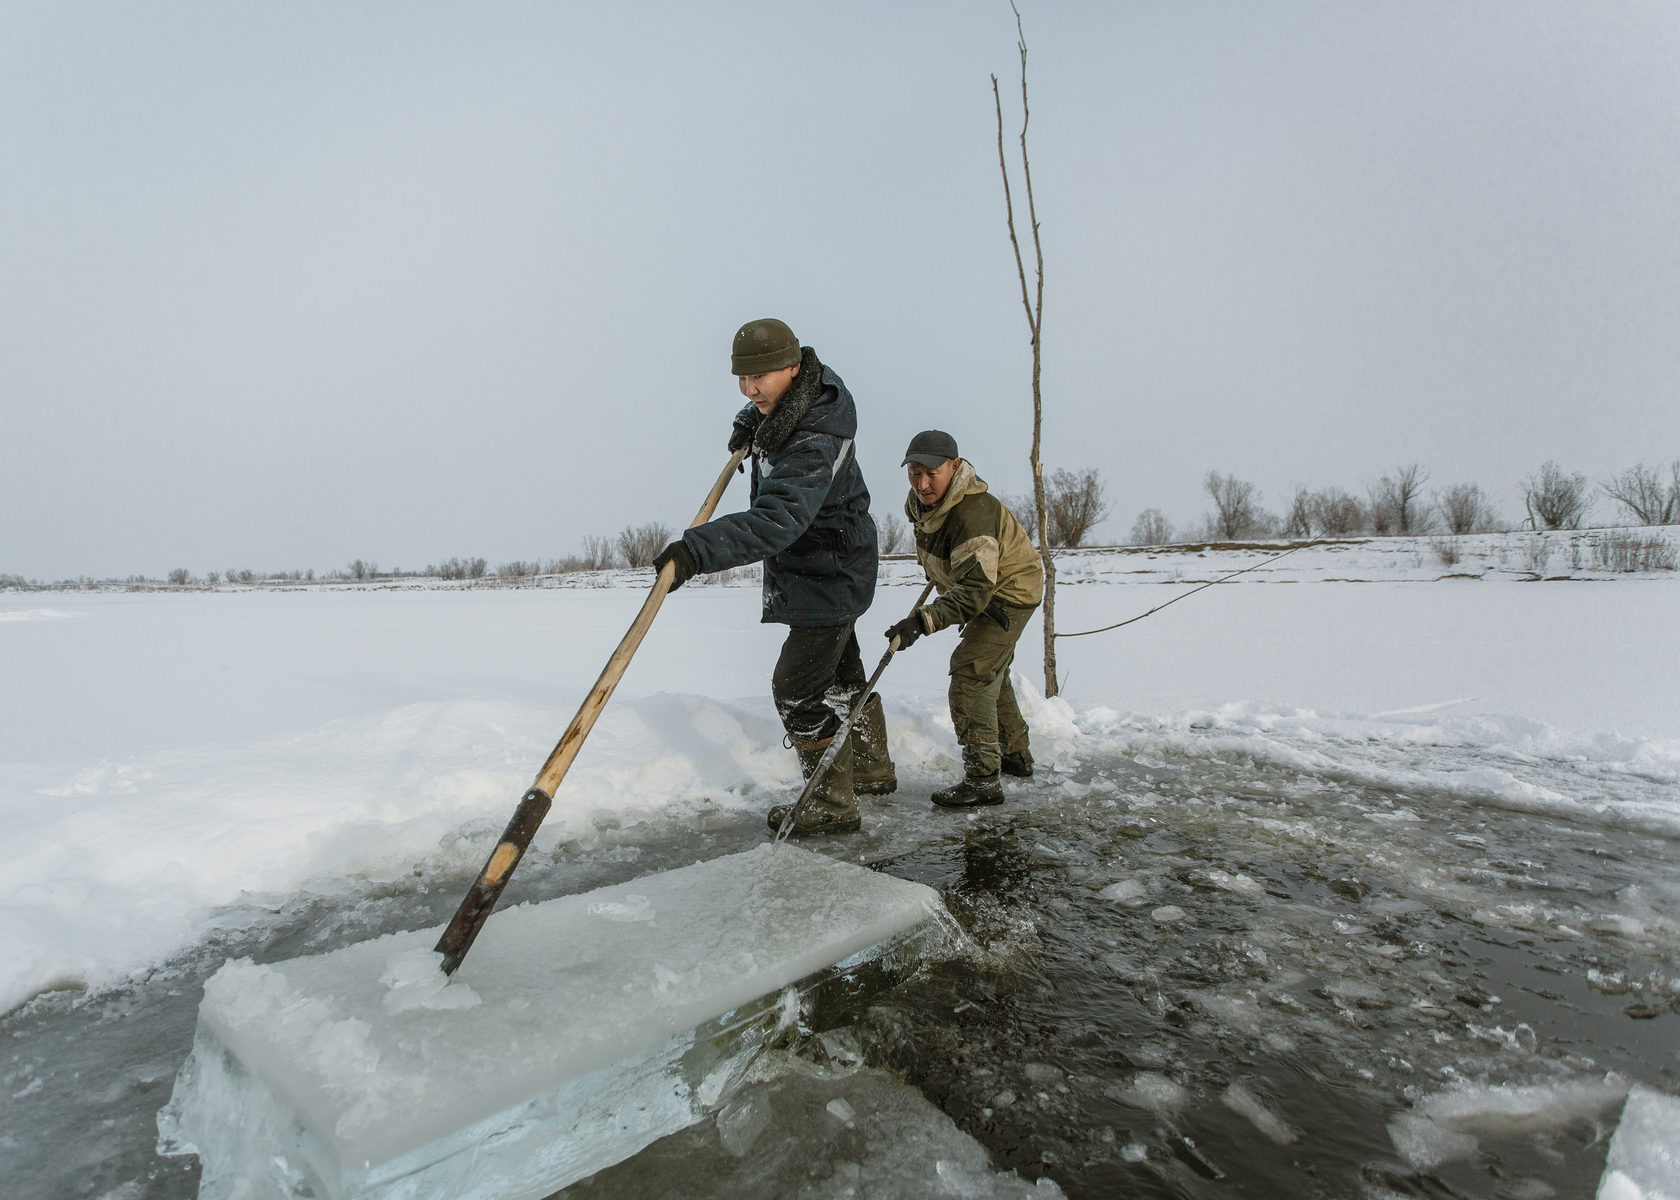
left=654, top=318, right=892, bottom=836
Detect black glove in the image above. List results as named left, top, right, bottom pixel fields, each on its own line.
left=653, top=540, right=699, bottom=590
left=727, top=413, right=756, bottom=454
left=885, top=613, right=924, bottom=650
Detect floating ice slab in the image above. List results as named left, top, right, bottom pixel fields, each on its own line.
left=158, top=844, right=944, bottom=1200
left=1599, top=1086, right=1680, bottom=1200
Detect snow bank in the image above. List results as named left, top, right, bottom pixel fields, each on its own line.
left=0, top=693, right=803, bottom=1015
left=0, top=607, right=83, bottom=622
left=2, top=561, right=1675, bottom=1015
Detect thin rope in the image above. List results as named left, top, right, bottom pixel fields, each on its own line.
left=1053, top=542, right=1312, bottom=639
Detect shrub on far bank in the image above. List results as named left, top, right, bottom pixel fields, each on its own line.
left=1523, top=461, right=1592, bottom=530
left=1591, top=529, right=1678, bottom=573
left=615, top=523, right=671, bottom=570
left=1129, top=508, right=1173, bottom=546
left=1601, top=461, right=1679, bottom=527
left=433, top=557, right=488, bottom=581
left=1435, top=482, right=1500, bottom=534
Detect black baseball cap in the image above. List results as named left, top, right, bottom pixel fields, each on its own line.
left=901, top=429, right=959, bottom=468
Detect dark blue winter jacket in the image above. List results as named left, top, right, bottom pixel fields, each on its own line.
left=682, top=347, right=878, bottom=627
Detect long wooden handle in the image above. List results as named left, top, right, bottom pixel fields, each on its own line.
left=436, top=446, right=750, bottom=974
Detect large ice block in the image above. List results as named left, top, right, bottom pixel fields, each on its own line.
left=158, top=844, right=945, bottom=1200
left=1598, top=1086, right=1680, bottom=1200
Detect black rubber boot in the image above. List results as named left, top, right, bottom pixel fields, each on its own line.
left=931, top=772, right=1005, bottom=808
left=767, top=734, right=861, bottom=835
left=1001, top=751, right=1034, bottom=778
left=851, top=692, right=897, bottom=796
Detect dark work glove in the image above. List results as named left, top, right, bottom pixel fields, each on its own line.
left=653, top=540, right=699, bottom=590
left=727, top=413, right=756, bottom=455
left=885, top=614, right=924, bottom=651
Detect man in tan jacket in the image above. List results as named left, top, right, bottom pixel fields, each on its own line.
left=884, top=430, right=1045, bottom=807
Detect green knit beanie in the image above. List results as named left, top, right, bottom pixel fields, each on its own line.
left=731, top=318, right=801, bottom=375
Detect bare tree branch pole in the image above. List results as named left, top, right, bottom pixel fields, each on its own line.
left=991, top=80, right=1034, bottom=342
left=993, top=0, right=1059, bottom=696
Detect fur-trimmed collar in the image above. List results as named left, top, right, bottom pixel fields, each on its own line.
left=753, top=346, right=824, bottom=455
left=910, top=460, right=986, bottom=533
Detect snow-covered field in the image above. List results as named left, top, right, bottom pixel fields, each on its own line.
left=3, top=535, right=1674, bottom=1017
left=2, top=532, right=1677, bottom=1198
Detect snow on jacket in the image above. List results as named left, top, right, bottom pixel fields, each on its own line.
left=682, top=347, right=878, bottom=627
left=906, top=459, right=1044, bottom=633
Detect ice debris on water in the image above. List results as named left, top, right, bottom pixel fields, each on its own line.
left=1116, top=1071, right=1189, bottom=1114
left=826, top=1096, right=857, bottom=1125
left=1221, top=1082, right=1297, bottom=1145
left=818, top=1028, right=864, bottom=1072
left=1099, top=879, right=1147, bottom=905
left=1387, top=1112, right=1480, bottom=1170
left=1390, top=1075, right=1635, bottom=1172
left=378, top=948, right=481, bottom=1014
left=1324, top=978, right=1386, bottom=1011
left=716, top=1086, right=772, bottom=1157
left=1023, top=1062, right=1064, bottom=1089
left=1202, top=868, right=1267, bottom=899
left=1415, top=1076, right=1629, bottom=1136
left=1151, top=905, right=1188, bottom=923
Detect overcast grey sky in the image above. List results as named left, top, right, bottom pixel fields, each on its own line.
left=4, top=1, right=1677, bottom=580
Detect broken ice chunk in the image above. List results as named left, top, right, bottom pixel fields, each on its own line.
left=1598, top=1085, right=1680, bottom=1200
left=1202, top=869, right=1266, bottom=900
left=1116, top=1071, right=1189, bottom=1114
left=1388, top=1112, right=1479, bottom=1170
left=1221, top=1082, right=1296, bottom=1145
left=1099, top=879, right=1146, bottom=905
left=716, top=1086, right=771, bottom=1157
left=1417, top=1076, right=1629, bottom=1136
left=158, top=844, right=945, bottom=1200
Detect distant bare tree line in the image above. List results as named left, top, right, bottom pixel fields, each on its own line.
left=1124, top=457, right=1680, bottom=546
left=8, top=457, right=1674, bottom=590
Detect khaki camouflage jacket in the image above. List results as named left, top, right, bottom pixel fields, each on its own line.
left=905, top=461, right=1044, bottom=634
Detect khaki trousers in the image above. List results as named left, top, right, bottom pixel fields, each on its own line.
left=948, top=601, right=1036, bottom=777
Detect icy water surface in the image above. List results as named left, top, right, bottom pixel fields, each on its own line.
left=4, top=731, right=1677, bottom=1200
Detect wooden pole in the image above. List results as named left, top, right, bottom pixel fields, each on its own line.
left=435, top=446, right=750, bottom=974
left=993, top=1, right=1056, bottom=695
left=771, top=582, right=935, bottom=846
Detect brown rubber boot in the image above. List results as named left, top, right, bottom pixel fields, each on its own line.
left=851, top=692, right=897, bottom=796
left=931, top=772, right=1005, bottom=808
left=766, top=733, right=861, bottom=836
